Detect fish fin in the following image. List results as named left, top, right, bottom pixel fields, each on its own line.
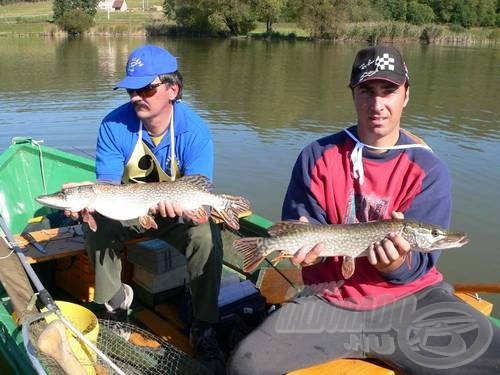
left=178, top=174, right=214, bottom=192
left=267, top=220, right=309, bottom=237
left=271, top=251, right=290, bottom=267
left=341, top=256, right=355, bottom=279
left=233, top=237, right=266, bottom=273
left=212, top=195, right=251, bottom=230
left=82, top=210, right=97, bottom=232
left=185, top=207, right=209, bottom=224
left=139, top=215, right=158, bottom=230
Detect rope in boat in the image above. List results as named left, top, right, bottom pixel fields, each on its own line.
left=11, top=137, right=48, bottom=195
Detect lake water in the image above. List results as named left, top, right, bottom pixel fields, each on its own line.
left=0, top=36, right=499, bottom=311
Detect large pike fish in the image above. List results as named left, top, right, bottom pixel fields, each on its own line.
left=36, top=175, right=251, bottom=231
left=233, top=219, right=468, bottom=277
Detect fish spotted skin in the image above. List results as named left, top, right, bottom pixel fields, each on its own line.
left=233, top=219, right=468, bottom=274
left=36, top=175, right=251, bottom=231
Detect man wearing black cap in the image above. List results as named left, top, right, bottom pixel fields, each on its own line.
left=67, top=44, right=226, bottom=373
left=227, top=46, right=500, bottom=374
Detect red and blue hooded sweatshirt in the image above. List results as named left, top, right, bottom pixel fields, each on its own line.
left=282, top=126, right=451, bottom=310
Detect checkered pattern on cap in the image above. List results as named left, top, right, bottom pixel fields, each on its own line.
left=350, top=46, right=409, bottom=88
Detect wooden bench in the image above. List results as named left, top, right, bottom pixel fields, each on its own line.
left=15, top=225, right=87, bottom=264
left=14, top=225, right=138, bottom=302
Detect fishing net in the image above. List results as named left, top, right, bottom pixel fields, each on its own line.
left=0, top=216, right=213, bottom=375
left=25, top=314, right=213, bottom=375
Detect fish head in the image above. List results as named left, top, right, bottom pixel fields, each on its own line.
left=36, top=185, right=94, bottom=211
left=402, top=221, right=469, bottom=252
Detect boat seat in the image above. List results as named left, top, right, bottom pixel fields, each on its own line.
left=14, top=224, right=141, bottom=302
left=14, top=224, right=147, bottom=264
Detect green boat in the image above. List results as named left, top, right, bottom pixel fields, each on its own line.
left=0, top=137, right=274, bottom=373
left=0, top=138, right=498, bottom=375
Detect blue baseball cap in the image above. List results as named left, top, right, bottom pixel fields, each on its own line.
left=114, top=45, right=178, bottom=90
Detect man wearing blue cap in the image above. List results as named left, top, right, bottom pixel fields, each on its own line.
left=81, top=44, right=225, bottom=372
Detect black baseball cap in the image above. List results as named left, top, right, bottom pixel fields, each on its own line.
left=349, top=46, right=409, bottom=88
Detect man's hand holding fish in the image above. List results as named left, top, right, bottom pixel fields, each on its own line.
left=290, top=211, right=411, bottom=272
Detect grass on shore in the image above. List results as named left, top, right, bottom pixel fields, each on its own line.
left=0, top=0, right=498, bottom=44
left=0, top=0, right=163, bottom=24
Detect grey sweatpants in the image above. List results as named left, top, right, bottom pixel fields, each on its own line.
left=227, top=283, right=500, bottom=374
left=85, top=214, right=223, bottom=323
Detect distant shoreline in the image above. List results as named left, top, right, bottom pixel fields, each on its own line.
left=1, top=28, right=497, bottom=47
left=0, top=7, right=497, bottom=46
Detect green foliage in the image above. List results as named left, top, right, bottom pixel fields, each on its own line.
left=448, top=23, right=466, bottom=32
left=281, top=0, right=303, bottom=22
left=373, top=0, right=407, bottom=21
left=164, top=0, right=255, bottom=35
left=168, top=0, right=212, bottom=34
left=216, top=0, right=255, bottom=35
left=146, top=21, right=176, bottom=36
left=345, top=0, right=383, bottom=22
left=1, top=0, right=498, bottom=41
left=55, top=8, right=94, bottom=34
left=342, top=20, right=422, bottom=42
left=451, top=1, right=477, bottom=28
left=406, top=1, right=435, bottom=25
left=253, top=0, right=286, bottom=33
left=299, top=0, right=346, bottom=39
left=476, top=0, right=496, bottom=26
left=420, top=0, right=497, bottom=28
left=53, top=0, right=98, bottom=21
left=163, top=0, right=175, bottom=19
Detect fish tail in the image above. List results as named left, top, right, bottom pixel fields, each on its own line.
left=212, top=195, right=251, bottom=230
left=233, top=237, right=266, bottom=273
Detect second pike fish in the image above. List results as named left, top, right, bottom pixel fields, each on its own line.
left=233, top=219, right=468, bottom=277
left=36, top=175, right=251, bottom=231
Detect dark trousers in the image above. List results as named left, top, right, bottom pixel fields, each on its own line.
left=227, top=283, right=500, bottom=374
left=85, top=214, right=223, bottom=323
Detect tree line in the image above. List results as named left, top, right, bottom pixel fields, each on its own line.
left=4, top=0, right=497, bottom=37
left=163, top=0, right=499, bottom=37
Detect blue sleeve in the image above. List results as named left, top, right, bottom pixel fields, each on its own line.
left=95, top=120, right=127, bottom=184
left=281, top=144, right=328, bottom=225
left=175, top=103, right=214, bottom=181
left=182, top=133, right=214, bottom=181
left=382, top=158, right=452, bottom=284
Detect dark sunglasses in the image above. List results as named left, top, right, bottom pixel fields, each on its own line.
left=126, top=82, right=165, bottom=97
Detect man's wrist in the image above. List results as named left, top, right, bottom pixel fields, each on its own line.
left=376, top=253, right=407, bottom=273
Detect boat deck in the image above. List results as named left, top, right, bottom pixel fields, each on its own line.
left=11, top=225, right=495, bottom=375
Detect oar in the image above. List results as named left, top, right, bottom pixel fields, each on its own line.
left=0, top=215, right=126, bottom=375
left=454, top=283, right=500, bottom=294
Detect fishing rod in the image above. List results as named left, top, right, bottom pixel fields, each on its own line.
left=0, top=215, right=126, bottom=375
